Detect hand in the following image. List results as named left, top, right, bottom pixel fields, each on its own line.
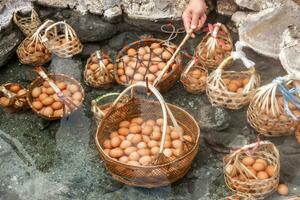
left=182, top=0, right=207, bottom=38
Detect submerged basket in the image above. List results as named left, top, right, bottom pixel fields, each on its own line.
left=16, top=20, right=53, bottom=65
left=206, top=43, right=260, bottom=109
left=196, top=23, right=233, bottom=70
left=180, top=58, right=208, bottom=94
left=13, top=8, right=41, bottom=36
left=224, top=141, right=280, bottom=199
left=27, top=72, right=85, bottom=120
left=41, top=21, right=82, bottom=58
left=115, top=38, right=182, bottom=93
left=0, top=83, right=28, bottom=113
left=247, top=76, right=300, bottom=137
left=84, top=50, right=114, bottom=88
left=95, top=82, right=200, bottom=188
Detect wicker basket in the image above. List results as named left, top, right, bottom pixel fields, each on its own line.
left=114, top=38, right=182, bottom=93
left=0, top=83, right=28, bottom=113
left=13, top=8, right=41, bottom=36
left=223, top=141, right=280, bottom=199
left=222, top=193, right=255, bottom=200
left=41, top=21, right=82, bottom=58
left=84, top=50, right=114, bottom=88
left=16, top=20, right=53, bottom=65
left=196, top=23, right=233, bottom=70
left=206, top=53, right=260, bottom=110
left=27, top=73, right=85, bottom=120
left=180, top=58, right=208, bottom=94
left=247, top=77, right=300, bottom=137
left=95, top=82, right=200, bottom=188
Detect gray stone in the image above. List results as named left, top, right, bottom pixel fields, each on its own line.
left=234, top=0, right=287, bottom=11
left=81, top=43, right=102, bottom=58
left=217, top=0, right=238, bottom=17
left=108, top=31, right=142, bottom=50
left=103, top=6, right=122, bottom=23
left=231, top=11, right=250, bottom=27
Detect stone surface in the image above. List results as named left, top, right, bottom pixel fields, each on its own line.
left=279, top=25, right=300, bottom=79
left=216, top=0, right=238, bottom=17
left=234, top=0, right=286, bottom=11
left=231, top=11, right=249, bottom=27
left=103, top=6, right=122, bottom=23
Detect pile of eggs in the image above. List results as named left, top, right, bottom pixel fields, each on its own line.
left=185, top=68, right=207, bottom=86
left=226, top=156, right=276, bottom=181
left=18, top=39, right=51, bottom=64
left=0, top=84, right=27, bottom=107
left=30, top=80, right=83, bottom=118
left=102, top=117, right=193, bottom=166
left=116, top=42, right=176, bottom=85
left=199, top=40, right=232, bottom=62
left=222, top=78, right=250, bottom=93
left=84, top=53, right=114, bottom=85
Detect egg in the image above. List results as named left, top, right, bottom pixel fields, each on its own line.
left=242, top=156, right=255, bottom=166
left=53, top=109, right=64, bottom=117
left=118, top=127, right=129, bottom=136
left=42, top=97, right=54, bottom=106
left=246, top=166, right=257, bottom=178
left=9, top=84, right=21, bottom=93
left=146, top=74, right=156, bottom=82
left=131, top=134, right=142, bottom=144
left=110, top=131, right=119, bottom=139
left=183, top=135, right=192, bottom=142
left=252, top=162, right=266, bottom=171
left=266, top=165, right=275, bottom=177
left=43, top=107, right=54, bottom=116
left=172, top=148, right=182, bottom=157
left=46, top=87, right=55, bottom=95
left=120, top=140, right=131, bottom=149
left=17, top=89, right=27, bottom=96
left=62, top=90, right=72, bottom=97
left=149, top=65, right=159, bottom=73
left=72, top=92, right=83, bottom=101
left=141, top=125, right=152, bottom=135
left=119, top=75, right=127, bottom=83
left=127, top=48, right=136, bottom=56
left=119, top=156, right=129, bottom=163
left=129, top=152, right=140, bottom=161
left=138, top=47, right=146, bottom=56
left=32, top=101, right=43, bottom=110
left=191, top=70, right=201, bottom=79
left=125, top=68, right=134, bottom=77
left=163, top=140, right=172, bottom=148
left=139, top=156, right=152, bottom=165
left=152, top=125, right=160, bottom=133
left=124, top=146, right=137, bottom=155
left=119, top=121, right=130, bottom=128
left=127, top=160, right=140, bottom=166
left=43, top=81, right=50, bottom=88
left=137, top=148, right=150, bottom=156
left=137, top=142, right=147, bottom=149
left=237, top=88, right=244, bottom=94
left=133, top=73, right=144, bottom=81
left=277, top=184, right=288, bottom=196
left=150, top=43, right=161, bottom=49
left=150, top=146, right=160, bottom=155
left=172, top=140, right=183, bottom=149
left=228, top=83, right=238, bottom=92
left=170, top=131, right=180, bottom=140
left=162, top=50, right=172, bottom=60
left=163, top=148, right=173, bottom=157
left=32, top=87, right=42, bottom=98
left=51, top=101, right=63, bottom=110
left=255, top=158, right=268, bottom=168
left=131, top=117, right=143, bottom=125
left=158, top=62, right=166, bottom=70
left=122, top=55, right=130, bottom=63
left=150, top=132, right=161, bottom=141
left=111, top=136, right=122, bottom=148
left=156, top=118, right=164, bottom=126
left=257, top=171, right=269, bottom=180
left=138, top=67, right=147, bottom=75
left=242, top=78, right=249, bottom=86
left=69, top=84, right=79, bottom=93
left=57, top=82, right=67, bottom=90
left=146, top=119, right=156, bottom=126
left=117, top=69, right=125, bottom=76
left=148, top=140, right=158, bottom=148
left=0, top=97, right=10, bottom=107
left=126, top=134, right=135, bottom=141
left=109, top=148, right=124, bottom=158
left=103, top=139, right=112, bottom=149
left=104, top=149, right=110, bottom=155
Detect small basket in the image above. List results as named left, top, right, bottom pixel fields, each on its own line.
left=27, top=72, right=85, bottom=120
left=206, top=43, right=260, bottom=110
left=247, top=76, right=300, bottom=137
left=180, top=58, right=208, bottom=94
left=13, top=8, right=41, bottom=36
left=196, top=23, right=233, bottom=70
left=41, top=21, right=83, bottom=58
left=0, top=83, right=28, bottom=113
left=16, top=20, right=53, bottom=65
left=84, top=50, right=114, bottom=88
left=223, top=141, right=280, bottom=199
left=114, top=38, right=182, bottom=93
left=95, top=82, right=200, bottom=188
left=222, top=193, right=255, bottom=200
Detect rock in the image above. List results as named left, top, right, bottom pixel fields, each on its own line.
left=217, top=0, right=238, bottom=17
left=0, top=30, right=23, bottom=68
left=239, top=4, right=300, bottom=58
left=81, top=43, right=102, bottom=58
left=234, top=0, right=286, bottom=11
left=49, top=56, right=83, bottom=81
left=231, top=11, right=249, bottom=27
left=103, top=6, right=122, bottom=23
left=108, top=31, right=142, bottom=50
left=279, top=25, right=300, bottom=79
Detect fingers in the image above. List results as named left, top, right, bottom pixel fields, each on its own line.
left=182, top=11, right=191, bottom=34
left=198, top=14, right=207, bottom=29
left=191, top=10, right=202, bottom=32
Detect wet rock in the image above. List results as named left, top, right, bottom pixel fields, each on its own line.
left=217, top=0, right=238, bottom=17
left=279, top=25, right=300, bottom=79
left=231, top=11, right=249, bottom=27
left=103, top=6, right=122, bottom=23
left=234, top=0, right=289, bottom=11
left=108, top=31, right=142, bottom=50
left=239, top=4, right=300, bottom=58
left=81, top=43, right=102, bottom=58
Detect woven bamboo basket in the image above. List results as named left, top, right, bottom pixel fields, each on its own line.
left=114, top=38, right=182, bottom=93
left=222, top=193, right=255, bottom=200
left=27, top=72, right=85, bottom=120
left=41, top=21, right=82, bottom=58
left=16, top=20, right=53, bottom=65
left=224, top=141, right=280, bottom=199
left=95, top=82, right=200, bottom=188
left=180, top=58, right=208, bottom=94
left=196, top=23, right=233, bottom=70
left=247, top=77, right=300, bottom=137
left=0, top=83, right=28, bottom=113
left=287, top=196, right=300, bottom=200
left=84, top=50, right=114, bottom=88
left=13, top=8, right=41, bottom=36
left=206, top=54, right=260, bottom=110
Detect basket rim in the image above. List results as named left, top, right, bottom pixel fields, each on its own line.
left=114, top=38, right=182, bottom=87
left=26, top=73, right=85, bottom=120
left=95, top=98, right=201, bottom=169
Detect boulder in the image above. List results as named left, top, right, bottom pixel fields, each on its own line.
left=234, top=0, right=287, bottom=11
left=216, top=0, right=238, bottom=17
left=103, top=6, right=122, bottom=23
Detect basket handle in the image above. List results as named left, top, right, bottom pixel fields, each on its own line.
left=229, top=141, right=275, bottom=157
left=111, top=82, right=181, bottom=154
left=30, top=19, right=54, bottom=41
left=91, top=92, right=121, bottom=118
left=182, top=58, right=197, bottom=75
left=41, top=21, right=76, bottom=42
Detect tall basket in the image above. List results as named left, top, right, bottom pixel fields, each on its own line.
left=13, top=8, right=41, bottom=36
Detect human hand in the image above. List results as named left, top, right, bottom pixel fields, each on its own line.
left=182, top=0, right=207, bottom=38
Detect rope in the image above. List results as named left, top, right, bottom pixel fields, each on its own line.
left=160, top=23, right=185, bottom=47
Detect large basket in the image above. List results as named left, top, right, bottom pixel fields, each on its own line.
left=223, top=141, right=280, bottom=199
left=114, top=38, right=182, bottom=93
left=180, top=58, right=208, bottom=94
left=27, top=73, right=85, bottom=120
left=13, top=8, right=41, bottom=36
left=95, top=82, right=200, bottom=188
left=0, top=83, right=28, bottom=113
left=196, top=23, right=233, bottom=70
left=206, top=53, right=260, bottom=110
left=84, top=50, right=114, bottom=88
left=16, top=20, right=53, bottom=65
left=41, top=21, right=82, bottom=58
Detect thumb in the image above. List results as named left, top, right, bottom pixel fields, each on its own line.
left=191, top=11, right=201, bottom=30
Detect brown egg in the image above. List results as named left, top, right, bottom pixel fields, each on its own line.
left=125, top=68, right=134, bottom=77
left=152, top=57, right=162, bottom=64
left=124, top=146, right=137, bottom=155
left=228, top=83, right=238, bottom=92
left=172, top=148, right=182, bottom=157
left=156, top=118, right=164, bottom=126
left=152, top=125, right=160, bottom=133
left=117, top=69, right=125, bottom=76
left=131, top=134, right=142, bottom=144
left=133, top=73, right=144, bottom=81
left=162, top=51, right=172, bottom=60
left=129, top=152, right=140, bottom=161
left=56, top=82, right=67, bottom=90
left=148, top=140, right=158, bottom=148
left=141, top=125, right=152, bottom=135
left=222, top=79, right=230, bottom=85
left=132, top=117, right=144, bottom=125
left=129, top=125, right=142, bottom=134
left=183, top=135, right=192, bottom=142
left=150, top=132, right=161, bottom=141
left=17, top=89, right=27, bottom=96
left=111, top=136, right=122, bottom=148
left=118, top=127, right=129, bottom=136
left=266, top=165, right=275, bottom=177
left=148, top=65, right=158, bottom=73
left=255, top=158, right=268, bottom=168
left=43, top=107, right=54, bottom=116
left=138, top=67, right=147, bottom=75
left=137, top=142, right=147, bottom=149
left=72, top=92, right=83, bottom=101
left=32, top=87, right=42, bottom=98
left=163, top=148, right=173, bottom=157
left=53, top=109, right=64, bottom=117
left=164, top=140, right=172, bottom=148
left=150, top=43, right=161, bottom=49
left=150, top=146, right=160, bottom=155
left=139, top=156, right=152, bottom=165
left=110, top=131, right=119, bottom=139
left=43, top=81, right=50, bottom=88
left=0, top=97, right=10, bottom=107
left=127, top=160, right=140, bottom=166
left=170, top=131, right=180, bottom=140
left=9, top=84, right=21, bottom=93
left=146, top=119, right=156, bottom=126
left=191, top=70, right=201, bottom=79
left=253, top=162, right=266, bottom=171
left=52, top=101, right=63, bottom=110
left=242, top=156, right=255, bottom=166
left=120, top=140, right=131, bottom=149
left=109, top=148, right=123, bottom=158
left=230, top=80, right=243, bottom=88
left=242, top=78, right=249, bottom=86
left=246, top=166, right=257, bottom=178
left=158, top=62, right=166, bottom=70
left=172, top=140, right=183, bottom=149
left=119, top=121, right=130, bottom=128
left=120, top=75, right=127, bottom=83
left=122, top=55, right=130, bottom=64
left=146, top=74, right=156, bottom=82
left=117, top=156, right=128, bottom=163
left=103, top=139, right=112, bottom=149
left=126, top=134, right=135, bottom=141
left=41, top=87, right=47, bottom=94
left=257, top=171, right=269, bottom=180
left=127, top=48, right=136, bottom=57
left=69, top=84, right=79, bottom=93
left=137, top=149, right=150, bottom=157
left=32, top=101, right=43, bottom=110
left=45, top=87, right=55, bottom=95
left=42, top=97, right=54, bottom=106
left=237, top=88, right=244, bottom=94
left=277, top=184, right=288, bottom=196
